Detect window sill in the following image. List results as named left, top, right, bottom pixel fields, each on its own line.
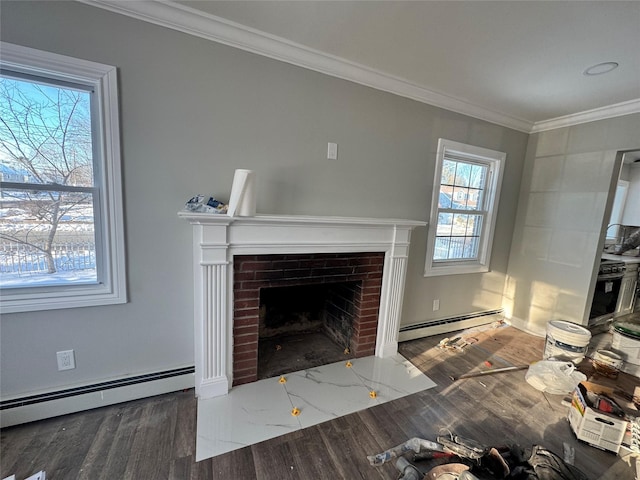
left=424, top=263, right=490, bottom=277
left=0, top=284, right=127, bottom=314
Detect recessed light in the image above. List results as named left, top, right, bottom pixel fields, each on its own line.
left=584, top=62, right=619, bottom=76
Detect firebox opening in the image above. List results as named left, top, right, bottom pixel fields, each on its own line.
left=257, top=282, right=359, bottom=380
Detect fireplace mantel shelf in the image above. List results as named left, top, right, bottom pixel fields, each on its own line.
left=180, top=211, right=426, bottom=399
left=178, top=211, right=426, bottom=229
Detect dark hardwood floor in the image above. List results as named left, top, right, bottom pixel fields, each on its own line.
left=1, top=326, right=637, bottom=479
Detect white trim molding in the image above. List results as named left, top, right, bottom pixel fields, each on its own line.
left=80, top=0, right=533, bottom=133
left=0, top=42, right=127, bottom=313
left=1, top=367, right=194, bottom=428
left=81, top=1, right=640, bottom=134
left=424, top=139, right=505, bottom=277
left=178, top=212, right=425, bottom=399
left=531, top=98, right=640, bottom=133
left=79, top=1, right=638, bottom=134
left=398, top=309, right=504, bottom=342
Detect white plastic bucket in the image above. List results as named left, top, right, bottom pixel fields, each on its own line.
left=612, top=329, right=640, bottom=366
left=543, top=320, right=592, bottom=364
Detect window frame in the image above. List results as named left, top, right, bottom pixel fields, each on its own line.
left=424, top=138, right=505, bottom=277
left=0, top=42, right=127, bottom=313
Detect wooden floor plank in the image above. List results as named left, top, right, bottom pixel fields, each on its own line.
left=93, top=400, right=146, bottom=479
left=1, top=326, right=636, bottom=480
left=316, top=415, right=392, bottom=480
left=44, top=408, right=107, bottom=479
left=122, top=395, right=178, bottom=478
left=251, top=438, right=299, bottom=480
left=3, top=415, right=71, bottom=478
left=172, top=390, right=197, bottom=459
left=76, top=403, right=128, bottom=479
left=0, top=418, right=46, bottom=477
left=208, top=446, right=257, bottom=480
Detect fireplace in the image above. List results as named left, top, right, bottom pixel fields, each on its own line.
left=179, top=213, right=425, bottom=399
left=233, top=252, right=384, bottom=385
left=257, top=282, right=359, bottom=380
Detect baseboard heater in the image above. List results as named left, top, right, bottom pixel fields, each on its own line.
left=398, top=309, right=504, bottom=342
left=0, top=366, right=195, bottom=428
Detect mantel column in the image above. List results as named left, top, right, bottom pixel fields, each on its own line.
left=375, top=226, right=413, bottom=358
left=192, top=223, right=232, bottom=398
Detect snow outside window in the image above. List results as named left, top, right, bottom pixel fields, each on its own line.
left=0, top=42, right=126, bottom=312
left=424, top=139, right=505, bottom=277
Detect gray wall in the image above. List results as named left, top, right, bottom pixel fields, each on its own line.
left=505, top=113, right=640, bottom=334
left=0, top=1, right=528, bottom=398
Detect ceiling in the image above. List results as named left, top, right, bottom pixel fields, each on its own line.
left=89, top=1, right=640, bottom=132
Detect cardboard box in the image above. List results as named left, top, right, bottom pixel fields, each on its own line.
left=568, top=382, right=628, bottom=453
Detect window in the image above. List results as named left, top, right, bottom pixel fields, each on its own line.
left=0, top=42, right=126, bottom=313
left=424, top=139, right=505, bottom=276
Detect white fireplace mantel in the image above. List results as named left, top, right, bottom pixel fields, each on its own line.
left=179, top=212, right=426, bottom=399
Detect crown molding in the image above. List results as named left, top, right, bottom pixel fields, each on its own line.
left=531, top=98, right=640, bottom=133
left=80, top=0, right=534, bottom=133
left=80, top=0, right=638, bottom=135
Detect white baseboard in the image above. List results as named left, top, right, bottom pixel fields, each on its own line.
left=504, top=316, right=546, bottom=337
left=398, top=310, right=503, bottom=342
left=0, top=369, right=194, bottom=428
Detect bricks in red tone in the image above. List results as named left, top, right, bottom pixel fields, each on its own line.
left=324, top=258, right=351, bottom=267
left=362, top=285, right=382, bottom=296
left=234, top=350, right=257, bottom=363
left=356, top=313, right=378, bottom=322
left=358, top=298, right=381, bottom=310
left=234, top=289, right=260, bottom=301
left=234, top=368, right=257, bottom=378
left=355, top=326, right=378, bottom=338
left=281, top=268, right=317, bottom=279
left=234, top=298, right=259, bottom=310
left=237, top=280, right=271, bottom=290
left=358, top=334, right=377, bottom=345
left=311, top=266, right=354, bottom=277
left=361, top=290, right=381, bottom=300
left=233, top=333, right=258, bottom=345
left=233, top=322, right=258, bottom=334
left=234, top=375, right=257, bottom=386
left=354, top=264, right=382, bottom=275
left=270, top=259, right=302, bottom=270
left=233, top=309, right=258, bottom=321
left=233, top=361, right=258, bottom=377
left=355, top=338, right=377, bottom=349
left=231, top=251, right=385, bottom=386
left=234, top=255, right=259, bottom=263
left=253, top=269, right=285, bottom=281
left=233, top=342, right=258, bottom=354
left=356, top=316, right=379, bottom=328
left=234, top=367, right=257, bottom=378
left=356, top=316, right=379, bottom=327
left=239, top=261, right=272, bottom=272
left=354, top=345, right=375, bottom=357
left=299, top=258, right=329, bottom=268
left=359, top=307, right=381, bottom=318
left=234, top=271, right=256, bottom=282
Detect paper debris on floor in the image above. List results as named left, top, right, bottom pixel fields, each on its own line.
left=2, top=472, right=45, bottom=480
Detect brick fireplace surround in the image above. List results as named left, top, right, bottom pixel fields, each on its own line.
left=233, top=252, right=385, bottom=386
left=179, top=213, right=425, bottom=399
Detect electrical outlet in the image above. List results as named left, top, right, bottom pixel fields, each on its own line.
left=56, top=350, right=75, bottom=371
left=432, top=299, right=440, bottom=311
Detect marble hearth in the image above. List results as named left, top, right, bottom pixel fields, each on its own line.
left=179, top=213, right=425, bottom=399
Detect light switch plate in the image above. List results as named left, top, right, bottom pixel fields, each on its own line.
left=327, top=142, right=338, bottom=160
